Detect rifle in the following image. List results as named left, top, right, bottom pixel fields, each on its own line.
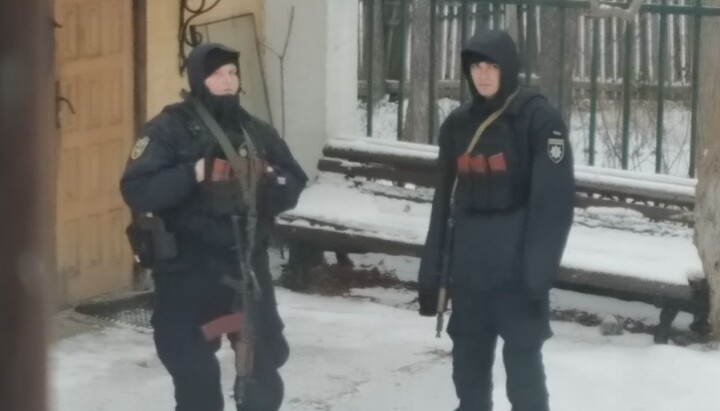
left=435, top=196, right=456, bottom=338
left=184, top=91, right=263, bottom=407
left=227, top=213, right=261, bottom=404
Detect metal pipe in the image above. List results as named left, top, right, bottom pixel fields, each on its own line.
left=398, top=0, right=408, bottom=140
left=689, top=0, right=703, bottom=177
left=558, top=3, right=567, bottom=114
left=366, top=0, right=375, bottom=137
left=656, top=0, right=669, bottom=173
left=470, top=0, right=720, bottom=16
left=621, top=19, right=634, bottom=169
left=589, top=17, right=600, bottom=166
left=525, top=2, right=536, bottom=87
left=429, top=0, right=438, bottom=143
left=460, top=0, right=469, bottom=103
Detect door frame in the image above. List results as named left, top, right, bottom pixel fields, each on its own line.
left=52, top=0, right=148, bottom=305
left=131, top=0, right=147, bottom=289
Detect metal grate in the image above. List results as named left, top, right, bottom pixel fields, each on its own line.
left=75, top=292, right=154, bottom=329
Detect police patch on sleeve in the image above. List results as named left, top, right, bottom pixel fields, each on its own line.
left=130, top=136, right=150, bottom=160
left=547, top=136, right=565, bottom=163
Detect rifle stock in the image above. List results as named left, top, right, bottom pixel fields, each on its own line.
left=231, top=214, right=259, bottom=406
left=435, top=286, right=448, bottom=338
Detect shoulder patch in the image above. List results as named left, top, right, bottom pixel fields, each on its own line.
left=130, top=136, right=150, bottom=160
left=547, top=137, right=565, bottom=163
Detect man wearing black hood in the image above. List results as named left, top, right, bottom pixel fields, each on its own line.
left=120, top=43, right=308, bottom=411
left=418, top=30, right=574, bottom=411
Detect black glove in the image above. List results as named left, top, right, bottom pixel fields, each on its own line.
left=200, top=154, right=248, bottom=217
left=261, top=169, right=298, bottom=217
left=418, top=290, right=438, bottom=317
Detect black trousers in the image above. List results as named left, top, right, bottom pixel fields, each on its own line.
left=152, top=259, right=288, bottom=411
left=153, top=318, right=288, bottom=411
left=448, top=288, right=552, bottom=411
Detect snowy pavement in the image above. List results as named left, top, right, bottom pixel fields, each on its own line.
left=51, top=287, right=720, bottom=411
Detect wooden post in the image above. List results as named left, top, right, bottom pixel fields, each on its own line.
left=403, top=0, right=433, bottom=143
left=0, top=1, right=55, bottom=410
left=695, top=0, right=720, bottom=340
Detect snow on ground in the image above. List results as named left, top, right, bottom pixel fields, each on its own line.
left=574, top=207, right=691, bottom=238
left=50, top=99, right=705, bottom=410
left=51, top=287, right=719, bottom=411
left=563, top=224, right=698, bottom=285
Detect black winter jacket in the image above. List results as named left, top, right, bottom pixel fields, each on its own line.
left=120, top=101, right=308, bottom=272
left=418, top=30, right=574, bottom=314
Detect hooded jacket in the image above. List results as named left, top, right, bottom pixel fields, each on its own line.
left=418, top=30, right=575, bottom=313
left=461, top=30, right=520, bottom=110
left=185, top=43, right=244, bottom=128
left=120, top=43, right=308, bottom=275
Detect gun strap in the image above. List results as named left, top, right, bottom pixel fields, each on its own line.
left=449, top=89, right=519, bottom=205
left=465, top=90, right=519, bottom=155
left=181, top=90, right=259, bottom=213
left=182, top=91, right=261, bottom=300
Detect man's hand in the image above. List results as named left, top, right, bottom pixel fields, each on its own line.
left=194, top=158, right=205, bottom=183
left=418, top=291, right=438, bottom=317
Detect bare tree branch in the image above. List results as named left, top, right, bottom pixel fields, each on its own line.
left=259, top=6, right=296, bottom=139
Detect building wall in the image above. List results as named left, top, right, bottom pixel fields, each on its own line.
left=264, top=0, right=358, bottom=177
left=144, top=0, right=264, bottom=119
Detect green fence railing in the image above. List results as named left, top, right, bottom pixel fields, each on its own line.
left=359, top=0, right=720, bottom=177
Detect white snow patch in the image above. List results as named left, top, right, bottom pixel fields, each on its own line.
left=51, top=289, right=720, bottom=411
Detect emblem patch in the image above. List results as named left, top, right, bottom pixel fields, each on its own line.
left=130, top=136, right=150, bottom=160
left=547, top=137, right=565, bottom=163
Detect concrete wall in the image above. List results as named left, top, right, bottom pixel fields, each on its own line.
left=144, top=0, right=264, bottom=118
left=264, top=0, right=358, bottom=178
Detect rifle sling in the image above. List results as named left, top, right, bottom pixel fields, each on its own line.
left=182, top=90, right=259, bottom=213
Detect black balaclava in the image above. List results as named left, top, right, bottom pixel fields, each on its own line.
left=185, top=43, right=245, bottom=130
left=461, top=30, right=520, bottom=112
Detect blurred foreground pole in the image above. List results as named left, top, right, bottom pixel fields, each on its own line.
left=0, top=1, right=55, bottom=410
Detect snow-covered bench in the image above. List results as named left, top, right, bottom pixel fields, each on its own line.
left=574, top=165, right=695, bottom=224
left=276, top=137, right=708, bottom=343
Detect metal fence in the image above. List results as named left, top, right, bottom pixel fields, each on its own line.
left=361, top=0, right=698, bottom=87
left=358, top=0, right=720, bottom=176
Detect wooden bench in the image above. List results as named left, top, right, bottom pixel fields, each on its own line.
left=275, top=137, right=708, bottom=343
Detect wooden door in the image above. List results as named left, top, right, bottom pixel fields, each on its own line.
left=55, top=0, right=134, bottom=303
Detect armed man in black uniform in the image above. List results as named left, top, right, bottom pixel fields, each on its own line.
left=418, top=30, right=575, bottom=411
left=120, top=43, right=308, bottom=411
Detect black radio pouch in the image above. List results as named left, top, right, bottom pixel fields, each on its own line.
left=125, top=214, right=177, bottom=269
